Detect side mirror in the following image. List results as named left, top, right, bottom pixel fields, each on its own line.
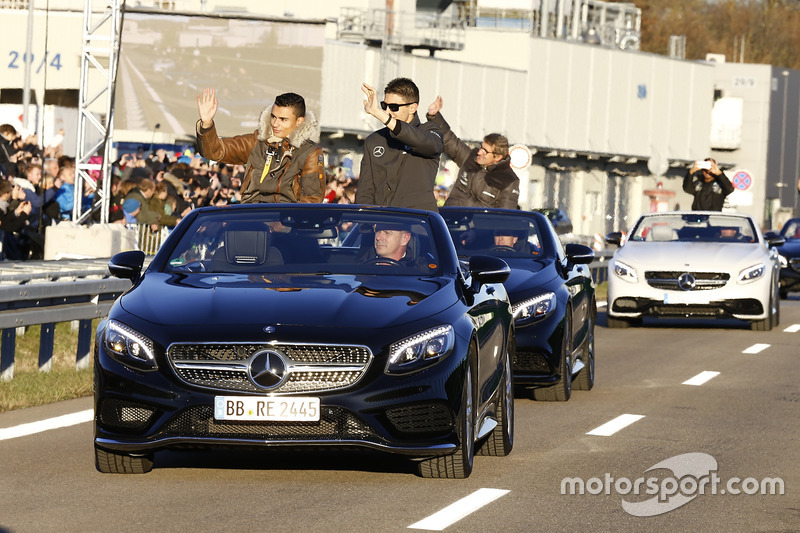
left=468, top=255, right=510, bottom=287
left=605, top=231, right=623, bottom=246
left=565, top=243, right=595, bottom=265
left=763, top=232, right=785, bottom=247
left=108, top=250, right=146, bottom=281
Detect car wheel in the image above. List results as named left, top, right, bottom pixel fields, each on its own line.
left=418, top=358, right=475, bottom=478
left=534, top=313, right=572, bottom=402
left=606, top=314, right=630, bottom=328
left=751, top=288, right=775, bottom=331
left=772, top=285, right=781, bottom=329
left=478, top=335, right=514, bottom=457
left=95, top=445, right=154, bottom=474
left=574, top=302, right=595, bottom=391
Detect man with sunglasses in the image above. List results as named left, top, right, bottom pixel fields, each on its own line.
left=425, top=96, right=520, bottom=209
left=357, top=77, right=443, bottom=211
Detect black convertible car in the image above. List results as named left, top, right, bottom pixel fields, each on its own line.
left=776, top=217, right=800, bottom=299
left=94, top=204, right=514, bottom=478
left=440, top=207, right=596, bottom=402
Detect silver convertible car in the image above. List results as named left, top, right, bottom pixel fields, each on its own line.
left=605, top=211, right=783, bottom=330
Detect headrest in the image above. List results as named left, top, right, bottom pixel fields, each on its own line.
left=224, top=221, right=270, bottom=264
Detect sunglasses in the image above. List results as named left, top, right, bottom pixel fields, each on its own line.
left=380, top=101, right=416, bottom=112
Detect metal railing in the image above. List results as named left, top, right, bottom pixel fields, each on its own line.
left=0, top=278, right=132, bottom=380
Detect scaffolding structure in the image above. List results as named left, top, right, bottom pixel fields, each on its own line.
left=74, top=0, right=123, bottom=224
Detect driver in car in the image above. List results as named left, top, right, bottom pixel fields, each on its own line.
left=493, top=229, right=538, bottom=255
left=375, top=223, right=411, bottom=261
left=361, top=222, right=431, bottom=270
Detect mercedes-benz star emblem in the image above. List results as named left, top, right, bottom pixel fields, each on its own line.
left=248, top=350, right=287, bottom=389
left=677, top=273, right=696, bottom=291
left=373, top=146, right=385, bottom=157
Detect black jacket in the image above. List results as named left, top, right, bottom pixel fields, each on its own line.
left=427, top=112, right=519, bottom=209
left=682, top=170, right=734, bottom=211
left=356, top=114, right=443, bottom=212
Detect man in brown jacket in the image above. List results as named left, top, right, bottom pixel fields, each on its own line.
left=195, top=88, right=325, bottom=203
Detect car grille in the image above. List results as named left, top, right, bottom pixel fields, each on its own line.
left=159, top=405, right=378, bottom=441
left=645, top=271, right=730, bottom=291
left=167, top=343, right=372, bottom=394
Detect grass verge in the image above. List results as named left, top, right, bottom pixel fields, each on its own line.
left=0, top=320, right=97, bottom=413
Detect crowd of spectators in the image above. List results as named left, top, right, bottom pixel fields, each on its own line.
left=0, top=122, right=377, bottom=261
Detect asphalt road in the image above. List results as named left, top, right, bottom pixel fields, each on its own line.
left=2, top=300, right=799, bottom=532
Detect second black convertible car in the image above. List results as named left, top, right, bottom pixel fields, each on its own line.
left=440, top=207, right=596, bottom=402
left=94, top=205, right=514, bottom=478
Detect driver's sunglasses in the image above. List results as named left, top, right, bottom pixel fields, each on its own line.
left=380, top=101, right=416, bottom=112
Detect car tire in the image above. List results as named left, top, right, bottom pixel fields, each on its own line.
left=771, top=284, right=781, bottom=329
left=573, top=301, right=595, bottom=391
left=478, top=335, right=514, bottom=457
left=751, top=288, right=775, bottom=331
left=533, top=312, right=572, bottom=402
left=418, top=357, right=475, bottom=478
left=95, top=445, right=154, bottom=474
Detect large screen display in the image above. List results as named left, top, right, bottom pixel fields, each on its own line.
left=116, top=13, right=324, bottom=139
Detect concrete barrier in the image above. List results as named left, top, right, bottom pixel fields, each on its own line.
left=43, top=223, right=138, bottom=260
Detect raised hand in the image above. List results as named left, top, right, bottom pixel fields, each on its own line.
left=427, top=95, right=443, bottom=116
left=197, top=88, right=218, bottom=128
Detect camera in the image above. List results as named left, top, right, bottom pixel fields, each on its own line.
left=696, top=160, right=711, bottom=170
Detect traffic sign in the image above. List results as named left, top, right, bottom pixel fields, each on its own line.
left=731, top=169, right=753, bottom=191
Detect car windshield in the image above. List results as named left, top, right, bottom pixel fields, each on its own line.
left=781, top=219, right=800, bottom=240
left=629, top=213, right=757, bottom=243
left=441, top=211, right=548, bottom=258
left=161, top=208, right=441, bottom=276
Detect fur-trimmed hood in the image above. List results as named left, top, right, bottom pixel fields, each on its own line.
left=257, top=107, right=320, bottom=148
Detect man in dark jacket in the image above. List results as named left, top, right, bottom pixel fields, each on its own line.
left=196, top=88, right=325, bottom=204
left=426, top=96, right=519, bottom=209
left=683, top=158, right=734, bottom=211
left=357, top=78, right=443, bottom=211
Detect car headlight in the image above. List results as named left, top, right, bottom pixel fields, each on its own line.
left=612, top=260, right=638, bottom=283
left=512, top=292, right=556, bottom=324
left=386, top=325, right=454, bottom=374
left=103, top=320, right=157, bottom=370
left=738, top=263, right=765, bottom=283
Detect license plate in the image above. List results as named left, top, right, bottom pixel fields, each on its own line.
left=214, top=396, right=320, bottom=422
left=663, top=292, right=710, bottom=305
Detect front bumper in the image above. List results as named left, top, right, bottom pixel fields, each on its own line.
left=94, top=342, right=468, bottom=458
left=608, top=271, right=771, bottom=321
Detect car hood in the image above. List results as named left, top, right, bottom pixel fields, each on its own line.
left=118, top=273, right=456, bottom=328
left=496, top=258, right=555, bottom=297
left=777, top=239, right=800, bottom=258
left=615, top=242, right=769, bottom=270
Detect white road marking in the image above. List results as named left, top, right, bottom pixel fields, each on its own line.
left=783, top=324, right=800, bottom=333
left=0, top=409, right=93, bottom=441
left=597, top=300, right=607, bottom=308
left=742, top=343, right=770, bottom=354
left=586, top=414, right=645, bottom=436
left=408, top=488, right=510, bottom=531
left=683, top=371, right=720, bottom=386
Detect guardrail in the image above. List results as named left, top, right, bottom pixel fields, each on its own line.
left=0, top=277, right=131, bottom=381
left=0, top=253, right=611, bottom=381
